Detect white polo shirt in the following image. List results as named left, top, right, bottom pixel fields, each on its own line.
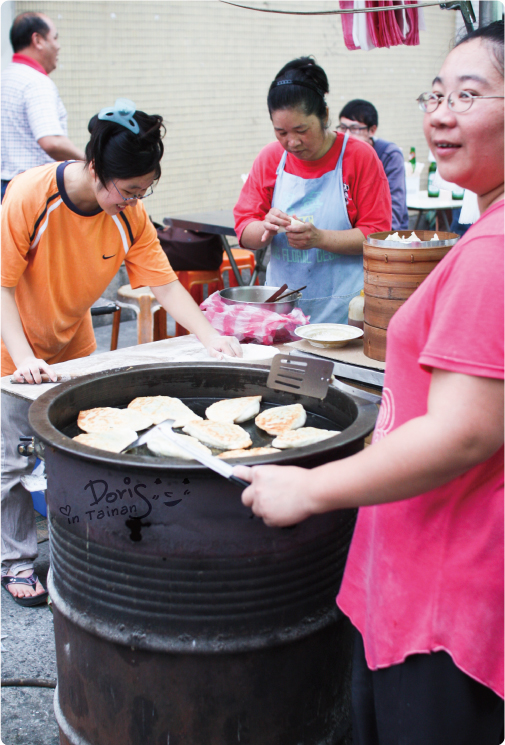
left=1, top=58, right=68, bottom=181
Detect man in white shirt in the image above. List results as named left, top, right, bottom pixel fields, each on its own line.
left=1, top=12, right=85, bottom=201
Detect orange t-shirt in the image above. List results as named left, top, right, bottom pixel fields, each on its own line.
left=1, top=162, right=177, bottom=375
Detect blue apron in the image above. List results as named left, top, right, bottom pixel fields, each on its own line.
left=266, top=132, right=363, bottom=324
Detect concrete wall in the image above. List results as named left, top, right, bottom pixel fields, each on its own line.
left=10, top=0, right=459, bottom=223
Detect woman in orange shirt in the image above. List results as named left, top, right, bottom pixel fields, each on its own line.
left=1, top=99, right=240, bottom=605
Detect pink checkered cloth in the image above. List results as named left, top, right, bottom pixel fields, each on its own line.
left=200, top=291, right=310, bottom=346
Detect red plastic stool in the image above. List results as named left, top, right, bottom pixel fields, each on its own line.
left=175, top=269, right=222, bottom=336
left=220, top=248, right=258, bottom=287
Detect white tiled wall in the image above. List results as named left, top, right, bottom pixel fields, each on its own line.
left=13, top=1, right=457, bottom=222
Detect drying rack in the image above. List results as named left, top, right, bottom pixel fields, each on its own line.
left=221, top=1, right=478, bottom=33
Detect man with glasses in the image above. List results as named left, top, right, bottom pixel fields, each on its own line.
left=339, top=99, right=408, bottom=230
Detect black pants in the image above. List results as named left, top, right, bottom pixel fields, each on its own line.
left=352, top=629, right=504, bottom=745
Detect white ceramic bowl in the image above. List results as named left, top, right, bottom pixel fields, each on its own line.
left=222, top=343, right=279, bottom=363
left=294, top=324, right=364, bottom=349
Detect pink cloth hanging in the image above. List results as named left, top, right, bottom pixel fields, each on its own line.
left=366, top=1, right=405, bottom=48
left=340, top=0, right=360, bottom=50
left=404, top=0, right=420, bottom=45
left=340, top=0, right=421, bottom=50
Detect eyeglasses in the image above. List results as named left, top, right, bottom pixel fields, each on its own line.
left=336, top=124, right=369, bottom=134
left=417, top=90, right=505, bottom=114
left=111, top=181, right=154, bottom=202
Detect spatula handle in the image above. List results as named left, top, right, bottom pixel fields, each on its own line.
left=230, top=475, right=251, bottom=488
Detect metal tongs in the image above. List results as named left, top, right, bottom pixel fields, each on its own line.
left=264, top=284, right=307, bottom=303
left=274, top=285, right=306, bottom=301
left=121, top=418, right=250, bottom=487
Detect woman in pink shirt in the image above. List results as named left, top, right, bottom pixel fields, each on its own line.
left=235, top=21, right=504, bottom=744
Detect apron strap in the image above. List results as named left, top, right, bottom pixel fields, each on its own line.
left=276, top=149, right=288, bottom=175
left=336, top=131, right=350, bottom=171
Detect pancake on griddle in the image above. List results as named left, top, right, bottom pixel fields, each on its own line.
left=255, top=403, right=306, bottom=435
left=271, top=427, right=339, bottom=449
left=73, top=429, right=138, bottom=453
left=77, top=407, right=152, bottom=433
left=182, top=420, right=252, bottom=450
left=147, top=432, right=212, bottom=460
left=217, top=447, right=280, bottom=459
left=205, top=396, right=262, bottom=424
left=128, top=396, right=202, bottom=427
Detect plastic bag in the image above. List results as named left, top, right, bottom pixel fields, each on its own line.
left=200, top=291, right=310, bottom=345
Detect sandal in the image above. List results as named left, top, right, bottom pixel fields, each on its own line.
left=1, top=572, right=48, bottom=607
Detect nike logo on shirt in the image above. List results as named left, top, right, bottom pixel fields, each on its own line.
left=103, top=254, right=116, bottom=259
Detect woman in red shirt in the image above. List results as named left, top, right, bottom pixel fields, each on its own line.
left=234, top=56, right=391, bottom=324
left=235, top=22, right=504, bottom=744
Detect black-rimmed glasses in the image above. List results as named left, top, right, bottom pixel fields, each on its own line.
left=336, top=123, right=369, bottom=134
left=417, top=90, right=505, bottom=114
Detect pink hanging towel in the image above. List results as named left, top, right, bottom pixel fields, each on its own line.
left=340, top=1, right=360, bottom=50
left=366, top=1, right=404, bottom=48
left=404, top=0, right=420, bottom=45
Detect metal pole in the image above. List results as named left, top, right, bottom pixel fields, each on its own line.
left=479, top=1, right=503, bottom=26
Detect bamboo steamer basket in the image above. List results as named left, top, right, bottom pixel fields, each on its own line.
left=363, top=230, right=459, bottom=362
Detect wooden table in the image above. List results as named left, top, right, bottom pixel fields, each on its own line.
left=1, top=336, right=383, bottom=404
left=163, top=210, right=268, bottom=287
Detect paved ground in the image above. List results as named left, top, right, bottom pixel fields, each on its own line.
left=0, top=319, right=141, bottom=745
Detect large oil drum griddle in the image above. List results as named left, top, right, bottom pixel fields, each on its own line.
left=29, top=362, right=377, bottom=745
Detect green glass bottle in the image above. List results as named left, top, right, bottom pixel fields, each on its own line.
left=452, top=185, right=464, bottom=200
left=427, top=161, right=440, bottom=198
left=409, top=147, right=416, bottom=174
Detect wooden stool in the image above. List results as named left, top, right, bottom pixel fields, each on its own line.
left=175, top=270, right=222, bottom=336
left=220, top=248, right=258, bottom=287
left=116, top=285, right=167, bottom=344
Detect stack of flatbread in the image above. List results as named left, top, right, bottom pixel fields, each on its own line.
left=73, top=394, right=340, bottom=457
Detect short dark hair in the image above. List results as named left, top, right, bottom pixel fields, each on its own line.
left=268, top=56, right=330, bottom=127
left=454, top=19, right=504, bottom=77
left=10, top=12, right=50, bottom=53
left=338, top=99, right=378, bottom=129
left=85, top=110, right=166, bottom=186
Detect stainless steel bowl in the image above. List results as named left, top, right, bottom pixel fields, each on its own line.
left=220, top=286, right=302, bottom=314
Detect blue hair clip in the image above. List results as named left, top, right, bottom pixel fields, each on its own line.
left=98, top=98, right=140, bottom=134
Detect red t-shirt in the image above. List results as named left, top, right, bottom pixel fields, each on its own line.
left=337, top=200, right=504, bottom=697
left=233, top=133, right=391, bottom=243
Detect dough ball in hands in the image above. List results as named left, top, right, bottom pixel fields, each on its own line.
left=290, top=217, right=305, bottom=227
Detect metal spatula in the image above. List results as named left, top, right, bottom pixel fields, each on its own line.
left=267, top=354, right=334, bottom=400
left=121, top=419, right=250, bottom=488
